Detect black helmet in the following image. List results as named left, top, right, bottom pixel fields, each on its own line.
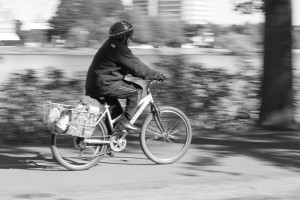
left=109, top=21, right=134, bottom=40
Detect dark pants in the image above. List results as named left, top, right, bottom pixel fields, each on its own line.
left=93, top=80, right=143, bottom=120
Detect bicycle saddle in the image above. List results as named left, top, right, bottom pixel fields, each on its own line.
left=93, top=96, right=107, bottom=105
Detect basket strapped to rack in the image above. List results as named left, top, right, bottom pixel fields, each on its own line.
left=65, top=108, right=99, bottom=138
left=43, top=101, right=103, bottom=138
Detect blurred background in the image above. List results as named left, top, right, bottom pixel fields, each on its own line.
left=0, top=0, right=299, bottom=143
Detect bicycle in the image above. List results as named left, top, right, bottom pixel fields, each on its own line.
left=44, top=80, right=192, bottom=171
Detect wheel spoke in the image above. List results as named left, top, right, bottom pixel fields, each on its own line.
left=140, top=106, right=192, bottom=164
left=51, top=122, right=108, bottom=170
left=165, top=119, right=183, bottom=134
left=146, top=125, right=163, bottom=135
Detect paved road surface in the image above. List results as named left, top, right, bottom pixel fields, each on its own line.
left=1, top=131, right=300, bottom=200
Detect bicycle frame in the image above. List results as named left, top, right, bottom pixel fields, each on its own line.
left=51, top=79, right=192, bottom=169
left=94, top=82, right=155, bottom=134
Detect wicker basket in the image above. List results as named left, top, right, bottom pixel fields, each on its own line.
left=43, top=101, right=66, bottom=133
left=43, top=101, right=103, bottom=138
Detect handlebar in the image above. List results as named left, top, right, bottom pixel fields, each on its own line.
left=159, top=74, right=166, bottom=81
left=146, top=77, right=166, bottom=95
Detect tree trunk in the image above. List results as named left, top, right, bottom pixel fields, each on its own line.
left=259, top=0, right=295, bottom=129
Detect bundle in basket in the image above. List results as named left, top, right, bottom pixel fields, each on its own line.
left=43, top=102, right=66, bottom=133
left=65, top=104, right=100, bottom=138
left=43, top=101, right=102, bottom=138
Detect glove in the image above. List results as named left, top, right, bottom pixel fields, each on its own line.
left=158, top=73, right=166, bottom=81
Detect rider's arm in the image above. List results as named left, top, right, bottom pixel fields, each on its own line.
left=117, top=49, right=161, bottom=80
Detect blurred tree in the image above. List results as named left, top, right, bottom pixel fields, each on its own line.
left=182, top=23, right=206, bottom=43
left=49, top=0, right=82, bottom=37
left=15, top=20, right=25, bottom=45
left=235, top=0, right=296, bottom=129
left=66, top=26, right=89, bottom=47
left=235, top=0, right=264, bottom=14
left=125, top=8, right=154, bottom=43
left=183, top=24, right=205, bottom=36
left=150, top=17, right=184, bottom=46
left=48, top=0, right=125, bottom=42
left=260, top=0, right=295, bottom=129
left=215, top=23, right=263, bottom=52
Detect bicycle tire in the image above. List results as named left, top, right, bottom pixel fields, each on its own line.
left=50, top=120, right=108, bottom=170
left=140, top=106, right=192, bottom=164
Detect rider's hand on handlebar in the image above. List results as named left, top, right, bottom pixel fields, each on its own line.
left=158, top=73, right=166, bottom=81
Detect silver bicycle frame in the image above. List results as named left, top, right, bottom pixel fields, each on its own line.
left=130, top=93, right=153, bottom=124
left=94, top=92, right=154, bottom=132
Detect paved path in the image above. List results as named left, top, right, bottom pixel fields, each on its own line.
left=1, top=130, right=300, bottom=200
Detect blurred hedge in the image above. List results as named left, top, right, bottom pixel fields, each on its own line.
left=154, top=55, right=260, bottom=130
left=0, top=68, right=85, bottom=143
left=0, top=55, right=260, bottom=143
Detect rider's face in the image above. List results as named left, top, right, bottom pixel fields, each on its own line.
left=125, top=35, right=133, bottom=46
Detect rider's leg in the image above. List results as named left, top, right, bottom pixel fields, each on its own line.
left=105, top=80, right=143, bottom=131
left=122, top=80, right=143, bottom=120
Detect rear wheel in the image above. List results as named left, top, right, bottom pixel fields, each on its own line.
left=50, top=121, right=108, bottom=170
left=140, top=106, right=192, bottom=164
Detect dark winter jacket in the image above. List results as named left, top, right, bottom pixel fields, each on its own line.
left=85, top=38, right=161, bottom=96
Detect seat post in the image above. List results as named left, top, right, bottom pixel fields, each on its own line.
left=93, top=96, right=107, bottom=106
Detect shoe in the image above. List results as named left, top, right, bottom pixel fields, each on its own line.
left=117, top=117, right=138, bottom=131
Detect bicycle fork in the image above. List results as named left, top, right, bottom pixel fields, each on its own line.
left=151, top=104, right=178, bottom=142
left=151, top=103, right=166, bottom=133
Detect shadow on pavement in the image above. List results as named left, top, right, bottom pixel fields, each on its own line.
left=0, top=146, right=61, bottom=171
left=3, top=129, right=300, bottom=172
left=0, top=138, right=152, bottom=170
left=191, top=128, right=300, bottom=172
left=101, top=155, right=155, bottom=166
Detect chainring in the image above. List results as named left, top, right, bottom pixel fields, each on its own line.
left=109, top=135, right=127, bottom=152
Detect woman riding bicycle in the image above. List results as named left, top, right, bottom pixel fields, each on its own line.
left=85, top=21, right=164, bottom=131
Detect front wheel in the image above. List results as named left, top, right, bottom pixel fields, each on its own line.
left=50, top=120, right=108, bottom=170
left=140, top=106, right=192, bottom=164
